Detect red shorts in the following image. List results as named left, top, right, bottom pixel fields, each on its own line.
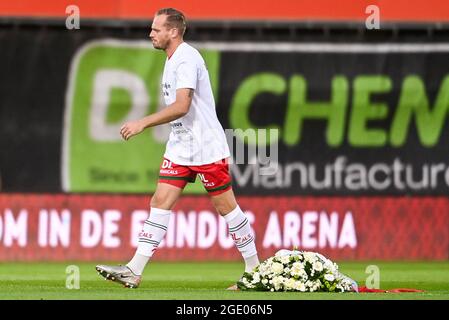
left=158, top=158, right=232, bottom=196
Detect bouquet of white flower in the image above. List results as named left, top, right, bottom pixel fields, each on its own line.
left=237, top=249, right=358, bottom=293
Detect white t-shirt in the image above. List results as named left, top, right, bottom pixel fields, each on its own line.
left=161, top=42, right=230, bottom=165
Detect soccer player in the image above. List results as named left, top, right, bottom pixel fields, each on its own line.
left=96, top=8, right=259, bottom=290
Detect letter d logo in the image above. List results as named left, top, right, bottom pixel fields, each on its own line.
left=162, top=160, right=172, bottom=169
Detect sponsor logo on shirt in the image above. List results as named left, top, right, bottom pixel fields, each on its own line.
left=171, top=122, right=189, bottom=135
left=162, top=82, right=171, bottom=96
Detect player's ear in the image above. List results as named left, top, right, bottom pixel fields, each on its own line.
left=171, top=28, right=179, bottom=38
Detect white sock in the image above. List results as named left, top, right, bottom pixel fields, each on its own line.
left=224, top=205, right=260, bottom=273
left=126, top=207, right=171, bottom=275
left=244, top=254, right=260, bottom=273
left=126, top=253, right=149, bottom=276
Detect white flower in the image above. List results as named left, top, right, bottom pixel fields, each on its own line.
left=297, top=282, right=306, bottom=292
left=290, top=262, right=305, bottom=277
left=284, top=278, right=296, bottom=290
left=324, top=274, right=335, bottom=282
left=304, top=280, right=321, bottom=292
left=324, top=261, right=337, bottom=273
left=271, top=262, right=284, bottom=275
left=292, top=280, right=302, bottom=291
left=275, top=249, right=291, bottom=257
left=252, top=272, right=261, bottom=283
left=313, top=261, right=323, bottom=272
left=290, top=269, right=307, bottom=278
left=271, top=276, right=285, bottom=291
left=262, top=279, right=268, bottom=285
left=292, top=262, right=304, bottom=269
left=303, top=252, right=317, bottom=262
left=280, top=255, right=291, bottom=265
left=259, top=264, right=271, bottom=277
left=270, top=288, right=274, bottom=292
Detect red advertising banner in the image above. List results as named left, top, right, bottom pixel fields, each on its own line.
left=0, top=194, right=447, bottom=262
left=1, top=0, right=448, bottom=22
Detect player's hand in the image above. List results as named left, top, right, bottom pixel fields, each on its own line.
left=120, top=120, right=145, bottom=141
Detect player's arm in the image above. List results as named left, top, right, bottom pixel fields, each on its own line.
left=120, top=88, right=193, bottom=140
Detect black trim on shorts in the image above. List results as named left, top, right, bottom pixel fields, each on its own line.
left=206, top=182, right=232, bottom=193
left=159, top=175, right=196, bottom=182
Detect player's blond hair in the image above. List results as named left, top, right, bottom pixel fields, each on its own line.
left=156, top=8, right=186, bottom=36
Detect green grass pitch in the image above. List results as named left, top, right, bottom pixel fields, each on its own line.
left=0, top=261, right=448, bottom=300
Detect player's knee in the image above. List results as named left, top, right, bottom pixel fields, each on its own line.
left=150, top=193, right=170, bottom=209
left=213, top=203, right=226, bottom=215
left=213, top=200, right=236, bottom=216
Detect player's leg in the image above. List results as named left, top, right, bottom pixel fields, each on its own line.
left=97, top=158, right=192, bottom=288
left=210, top=188, right=260, bottom=274
left=96, top=182, right=184, bottom=287
left=195, top=159, right=260, bottom=274
left=125, top=182, right=183, bottom=275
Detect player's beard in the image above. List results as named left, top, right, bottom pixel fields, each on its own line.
left=152, top=38, right=169, bottom=50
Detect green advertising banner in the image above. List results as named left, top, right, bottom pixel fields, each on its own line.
left=61, top=41, right=449, bottom=195
left=63, top=40, right=220, bottom=193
